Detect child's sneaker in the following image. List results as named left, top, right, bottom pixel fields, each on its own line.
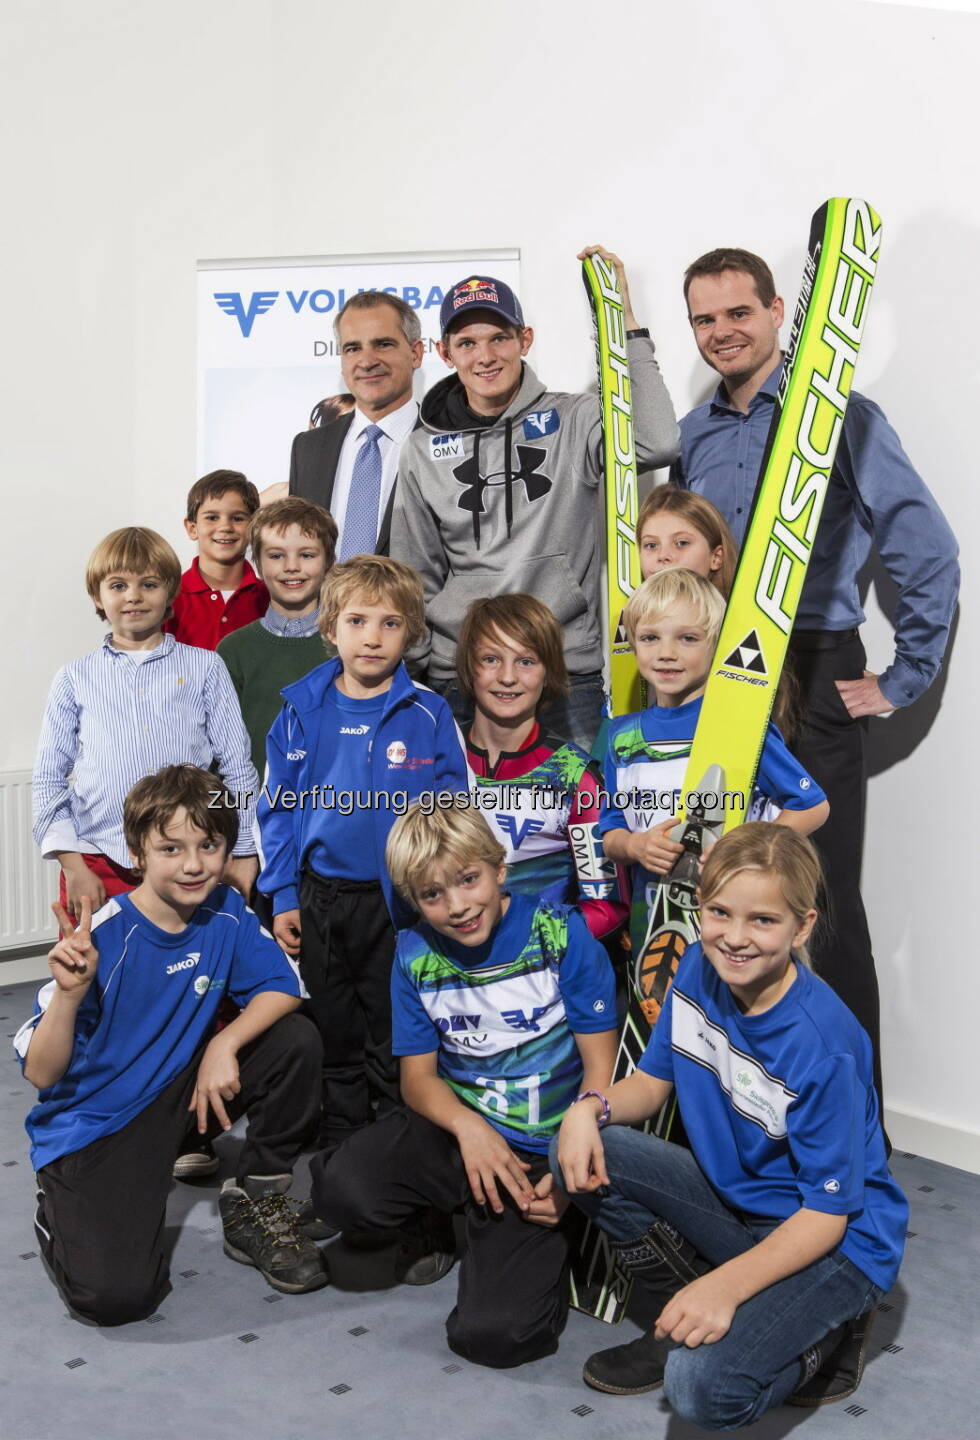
left=294, top=1197, right=339, bottom=1241
left=173, top=1137, right=219, bottom=1180
left=219, top=1178, right=329, bottom=1293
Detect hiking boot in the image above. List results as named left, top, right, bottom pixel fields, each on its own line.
left=219, top=1179, right=328, bottom=1293
left=583, top=1333, right=670, bottom=1395
left=787, top=1309, right=876, bottom=1407
left=173, top=1137, right=219, bottom=1180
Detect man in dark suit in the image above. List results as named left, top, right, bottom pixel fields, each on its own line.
left=289, top=292, right=423, bottom=556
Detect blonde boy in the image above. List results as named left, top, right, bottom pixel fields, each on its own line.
left=308, top=799, right=618, bottom=1368
left=33, top=527, right=259, bottom=917
left=256, top=555, right=468, bottom=1153
left=599, top=569, right=828, bottom=958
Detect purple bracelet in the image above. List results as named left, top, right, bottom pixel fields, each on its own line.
left=576, top=1090, right=611, bottom=1129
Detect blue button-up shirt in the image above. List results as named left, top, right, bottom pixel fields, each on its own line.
left=671, top=362, right=959, bottom=706
left=33, top=634, right=259, bottom=866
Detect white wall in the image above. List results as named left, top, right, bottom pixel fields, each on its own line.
left=3, top=0, right=976, bottom=1165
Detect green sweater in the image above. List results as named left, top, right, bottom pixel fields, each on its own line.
left=218, top=621, right=332, bottom=777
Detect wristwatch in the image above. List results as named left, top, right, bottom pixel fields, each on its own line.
left=576, top=1090, right=611, bottom=1129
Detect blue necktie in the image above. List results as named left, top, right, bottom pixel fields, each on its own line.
left=340, top=424, right=384, bottom=561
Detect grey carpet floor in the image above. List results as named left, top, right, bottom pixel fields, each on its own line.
left=1, top=978, right=977, bottom=1440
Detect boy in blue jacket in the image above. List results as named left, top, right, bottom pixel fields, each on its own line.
left=257, top=554, right=468, bottom=1154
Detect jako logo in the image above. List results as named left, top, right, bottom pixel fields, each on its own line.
left=214, top=291, right=279, bottom=338
left=340, top=725, right=370, bottom=735
left=166, top=955, right=199, bottom=975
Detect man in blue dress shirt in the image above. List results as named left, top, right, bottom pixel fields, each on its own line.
left=671, top=247, right=959, bottom=1106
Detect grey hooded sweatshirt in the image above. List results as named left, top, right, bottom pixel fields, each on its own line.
left=391, top=335, right=679, bottom=684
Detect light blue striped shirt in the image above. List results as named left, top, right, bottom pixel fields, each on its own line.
left=33, top=634, right=259, bottom=865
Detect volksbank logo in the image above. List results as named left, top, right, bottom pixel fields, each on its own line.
left=213, top=283, right=449, bottom=338
left=214, top=291, right=279, bottom=338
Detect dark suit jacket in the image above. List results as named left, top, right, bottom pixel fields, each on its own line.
left=288, top=410, right=421, bottom=556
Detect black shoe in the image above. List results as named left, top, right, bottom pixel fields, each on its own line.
left=583, top=1333, right=669, bottom=1395
left=219, top=1180, right=329, bottom=1293
left=787, top=1309, right=876, bottom=1407
left=397, top=1246, right=456, bottom=1286
left=173, top=1137, right=219, bottom=1180
left=394, top=1213, right=457, bottom=1287
left=295, top=1197, right=340, bottom=1242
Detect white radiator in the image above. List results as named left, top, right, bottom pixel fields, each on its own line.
left=0, top=771, right=55, bottom=952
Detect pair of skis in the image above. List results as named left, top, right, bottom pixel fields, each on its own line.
left=574, top=200, right=883, bottom=1322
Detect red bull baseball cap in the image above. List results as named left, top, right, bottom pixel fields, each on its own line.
left=440, top=276, right=525, bottom=335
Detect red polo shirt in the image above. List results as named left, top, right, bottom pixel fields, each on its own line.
left=165, top=557, right=269, bottom=650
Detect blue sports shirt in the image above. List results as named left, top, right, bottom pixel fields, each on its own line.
left=15, top=887, right=302, bottom=1170
left=392, top=893, right=617, bottom=1153
left=640, top=946, right=909, bottom=1292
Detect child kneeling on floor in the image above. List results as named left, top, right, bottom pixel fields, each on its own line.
left=309, top=798, right=618, bottom=1368
left=17, top=765, right=326, bottom=1325
left=553, top=823, right=908, bottom=1427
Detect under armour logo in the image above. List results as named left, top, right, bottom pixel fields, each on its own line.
left=453, top=446, right=552, bottom=513
left=214, top=290, right=279, bottom=338
left=723, top=629, right=767, bottom=675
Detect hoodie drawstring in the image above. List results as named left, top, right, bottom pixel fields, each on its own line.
left=504, top=418, right=514, bottom=539
left=472, top=429, right=482, bottom=549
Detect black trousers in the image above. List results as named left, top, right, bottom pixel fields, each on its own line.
left=790, top=630, right=884, bottom=1103
left=35, top=1013, right=321, bottom=1326
left=298, top=871, right=400, bottom=1148
left=310, top=1108, right=573, bottom=1369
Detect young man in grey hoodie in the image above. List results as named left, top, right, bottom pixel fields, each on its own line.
left=389, top=249, right=679, bottom=749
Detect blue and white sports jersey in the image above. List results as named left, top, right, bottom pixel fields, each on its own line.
left=640, top=947, right=908, bottom=1292
left=15, top=887, right=302, bottom=1171
left=392, top=893, right=616, bottom=1153
left=600, top=696, right=826, bottom=958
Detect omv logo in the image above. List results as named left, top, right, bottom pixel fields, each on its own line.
left=214, top=290, right=279, bottom=338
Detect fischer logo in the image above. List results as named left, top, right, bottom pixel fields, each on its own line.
left=166, top=954, right=200, bottom=975
left=723, top=630, right=767, bottom=676
left=588, top=253, right=636, bottom=607
left=340, top=725, right=370, bottom=735
left=756, top=199, right=881, bottom=635
left=387, top=741, right=407, bottom=765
